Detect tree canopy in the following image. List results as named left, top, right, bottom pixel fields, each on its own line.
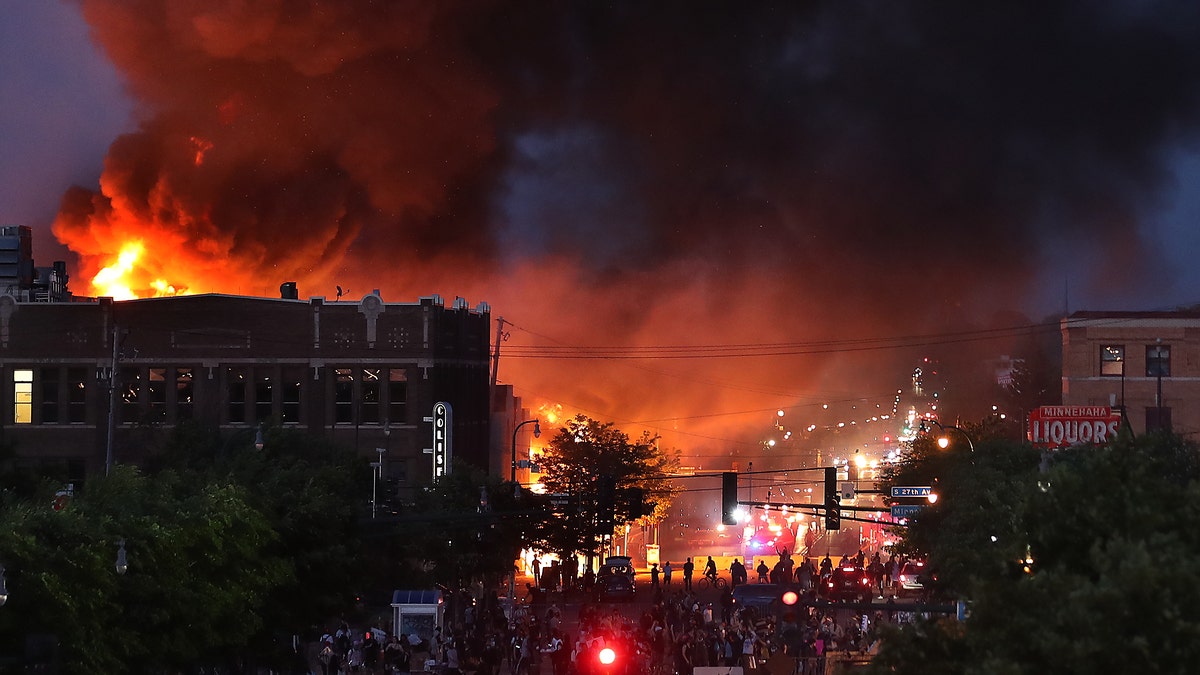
left=870, top=430, right=1200, bottom=674
left=532, top=414, right=679, bottom=559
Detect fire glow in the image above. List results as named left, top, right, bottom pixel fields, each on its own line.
left=90, top=241, right=184, bottom=300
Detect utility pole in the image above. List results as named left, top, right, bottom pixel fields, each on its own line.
left=490, top=316, right=508, bottom=389
left=104, top=324, right=121, bottom=475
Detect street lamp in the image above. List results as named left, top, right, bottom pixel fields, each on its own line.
left=221, top=423, right=265, bottom=455
left=919, top=419, right=975, bottom=452
left=115, top=539, right=128, bottom=575
left=371, top=447, right=387, bottom=519
left=510, top=418, right=542, bottom=485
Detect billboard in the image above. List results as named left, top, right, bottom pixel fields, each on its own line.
left=1028, top=406, right=1122, bottom=448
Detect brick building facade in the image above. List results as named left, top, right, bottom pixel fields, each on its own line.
left=0, top=291, right=492, bottom=487
left=1061, top=310, right=1200, bottom=440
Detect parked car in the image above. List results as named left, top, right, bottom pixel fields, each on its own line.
left=824, top=565, right=873, bottom=602
left=897, top=561, right=928, bottom=598
left=601, top=555, right=635, bottom=578
left=596, top=572, right=636, bottom=602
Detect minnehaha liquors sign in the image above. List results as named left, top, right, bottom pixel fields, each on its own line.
left=1028, top=406, right=1122, bottom=448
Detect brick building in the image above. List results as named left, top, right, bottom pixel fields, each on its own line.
left=1061, top=310, right=1200, bottom=439
left=0, top=289, right=493, bottom=488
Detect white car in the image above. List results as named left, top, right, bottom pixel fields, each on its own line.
left=897, top=561, right=927, bottom=597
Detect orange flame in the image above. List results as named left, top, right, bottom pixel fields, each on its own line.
left=90, top=241, right=187, bottom=300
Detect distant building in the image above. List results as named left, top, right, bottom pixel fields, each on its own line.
left=0, top=288, right=493, bottom=491
left=1061, top=311, right=1200, bottom=439
left=0, top=225, right=72, bottom=302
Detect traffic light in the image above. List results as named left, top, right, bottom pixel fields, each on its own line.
left=721, top=471, right=739, bottom=526
left=627, top=487, right=646, bottom=519
left=824, top=466, right=841, bottom=530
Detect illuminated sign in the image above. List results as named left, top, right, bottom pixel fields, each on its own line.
left=891, top=486, right=932, bottom=498
left=1028, top=406, right=1121, bottom=448
left=424, top=401, right=453, bottom=480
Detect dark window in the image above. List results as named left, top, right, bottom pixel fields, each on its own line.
left=148, top=368, right=167, bottom=422
left=67, top=368, right=86, bottom=423
left=388, top=369, right=408, bottom=423
left=361, top=368, right=381, bottom=424
left=120, top=367, right=141, bottom=424
left=1146, top=344, right=1171, bottom=377
left=40, top=367, right=59, bottom=424
left=1100, top=345, right=1124, bottom=376
left=227, top=367, right=247, bottom=423
left=255, top=370, right=273, bottom=422
left=334, top=368, right=354, bottom=424
left=176, top=368, right=194, bottom=421
left=282, top=367, right=302, bottom=424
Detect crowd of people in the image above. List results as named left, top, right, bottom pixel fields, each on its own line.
left=306, top=548, right=918, bottom=674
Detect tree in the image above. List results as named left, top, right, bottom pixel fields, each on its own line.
left=869, top=431, right=1200, bottom=674
left=533, top=415, right=679, bottom=561
left=0, top=465, right=287, bottom=673
left=392, top=461, right=532, bottom=590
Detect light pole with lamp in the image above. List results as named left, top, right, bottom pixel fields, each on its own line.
left=919, top=419, right=975, bottom=452
left=115, top=539, right=128, bottom=575
left=221, top=423, right=265, bottom=455
left=510, top=418, right=542, bottom=486
left=371, top=447, right=386, bottom=519
left=507, top=417, right=540, bottom=619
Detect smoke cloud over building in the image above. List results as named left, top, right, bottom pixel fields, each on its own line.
left=47, top=1, right=1200, bottom=451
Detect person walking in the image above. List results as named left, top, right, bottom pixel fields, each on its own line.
left=650, top=563, right=661, bottom=589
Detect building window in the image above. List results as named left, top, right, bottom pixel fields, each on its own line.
left=120, top=367, right=141, bottom=424
left=14, top=369, right=32, bottom=424
left=148, top=368, right=167, bottom=422
left=67, top=368, right=86, bottom=423
left=227, top=367, right=248, bottom=423
left=176, top=368, right=194, bottom=421
left=255, top=370, right=274, bottom=422
left=334, top=368, right=354, bottom=424
left=1146, top=344, right=1171, bottom=377
left=1100, top=345, right=1124, bottom=376
left=388, top=368, right=408, bottom=423
left=361, top=368, right=381, bottom=424
left=282, top=367, right=302, bottom=424
left=41, top=367, right=60, bottom=424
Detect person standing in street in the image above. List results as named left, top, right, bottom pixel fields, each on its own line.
left=663, top=560, right=673, bottom=587
left=683, top=558, right=695, bottom=591
left=650, top=562, right=660, bottom=589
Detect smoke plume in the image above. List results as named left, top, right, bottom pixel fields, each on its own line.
left=52, top=0, right=1200, bottom=456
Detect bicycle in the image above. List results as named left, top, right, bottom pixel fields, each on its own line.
left=697, top=574, right=729, bottom=591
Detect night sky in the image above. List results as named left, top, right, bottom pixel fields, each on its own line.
left=3, top=1, right=1200, bottom=457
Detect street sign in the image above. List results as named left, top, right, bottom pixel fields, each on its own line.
left=891, top=486, right=932, bottom=498
left=840, top=482, right=855, bottom=501
left=890, top=504, right=924, bottom=519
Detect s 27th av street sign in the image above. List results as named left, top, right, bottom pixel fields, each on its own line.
left=891, top=486, right=932, bottom=498
left=890, top=504, right=924, bottom=519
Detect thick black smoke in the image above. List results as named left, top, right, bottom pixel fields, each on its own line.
left=54, top=0, right=1200, bottom=447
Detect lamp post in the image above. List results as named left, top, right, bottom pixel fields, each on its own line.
left=510, top=418, right=542, bottom=485
left=115, top=539, right=128, bottom=575
left=919, top=419, right=975, bottom=452
left=221, top=423, right=265, bottom=455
